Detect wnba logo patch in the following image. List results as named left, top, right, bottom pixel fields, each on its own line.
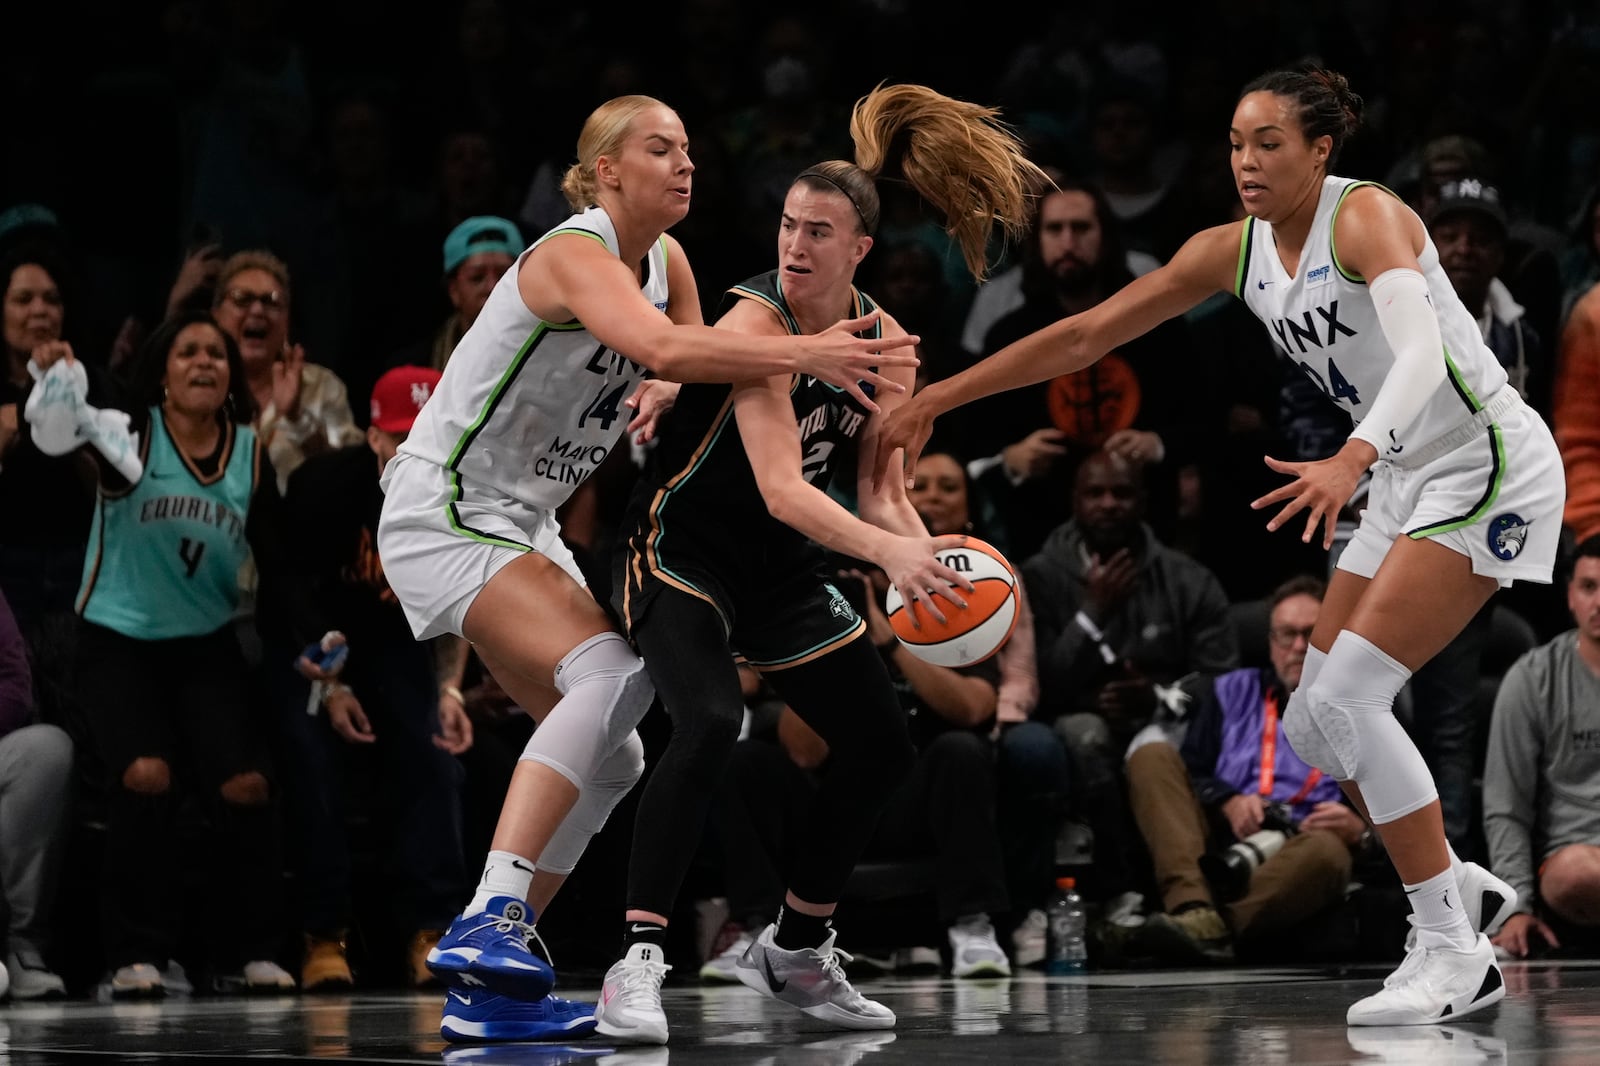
left=1487, top=513, right=1530, bottom=561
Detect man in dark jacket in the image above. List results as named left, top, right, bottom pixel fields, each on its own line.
left=1020, top=449, right=1238, bottom=905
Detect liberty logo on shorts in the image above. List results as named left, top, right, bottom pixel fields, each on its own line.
left=823, top=583, right=857, bottom=623
left=1487, top=513, right=1530, bottom=561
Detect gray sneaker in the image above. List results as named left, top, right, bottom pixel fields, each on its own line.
left=6, top=948, right=65, bottom=1000
left=733, top=923, right=894, bottom=1031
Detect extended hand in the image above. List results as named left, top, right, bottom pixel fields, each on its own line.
left=1250, top=442, right=1374, bottom=550
left=883, top=534, right=975, bottom=627
left=796, top=310, right=919, bottom=414
left=871, top=389, right=937, bottom=494
left=624, top=378, right=680, bottom=445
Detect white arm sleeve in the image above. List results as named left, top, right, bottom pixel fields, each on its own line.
left=1348, top=267, right=1447, bottom=454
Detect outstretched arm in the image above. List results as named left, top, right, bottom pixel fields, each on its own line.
left=523, top=233, right=919, bottom=412
left=870, top=222, right=1238, bottom=490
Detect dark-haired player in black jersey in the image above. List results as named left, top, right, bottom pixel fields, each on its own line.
left=593, top=83, right=1049, bottom=1044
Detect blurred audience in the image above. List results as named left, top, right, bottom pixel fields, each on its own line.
left=277, top=365, right=473, bottom=990
left=0, top=585, right=72, bottom=999
left=1021, top=449, right=1239, bottom=909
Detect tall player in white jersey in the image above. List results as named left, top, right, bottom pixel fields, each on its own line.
left=871, top=64, right=1565, bottom=1028
left=375, top=94, right=920, bottom=1042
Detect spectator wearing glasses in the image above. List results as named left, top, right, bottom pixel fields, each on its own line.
left=1123, top=575, right=1370, bottom=964
left=211, top=251, right=364, bottom=493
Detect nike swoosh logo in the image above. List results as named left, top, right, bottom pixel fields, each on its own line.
left=511, top=859, right=534, bottom=874
left=449, top=991, right=472, bottom=1005
left=762, top=952, right=786, bottom=993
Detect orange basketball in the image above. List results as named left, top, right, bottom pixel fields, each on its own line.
left=884, top=538, right=1019, bottom=667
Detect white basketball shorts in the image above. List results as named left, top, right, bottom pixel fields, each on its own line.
left=377, top=451, right=585, bottom=640
left=1339, top=396, right=1565, bottom=588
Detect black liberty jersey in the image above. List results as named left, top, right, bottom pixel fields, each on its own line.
left=617, top=271, right=881, bottom=625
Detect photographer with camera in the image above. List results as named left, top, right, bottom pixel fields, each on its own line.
left=1123, top=575, right=1370, bottom=965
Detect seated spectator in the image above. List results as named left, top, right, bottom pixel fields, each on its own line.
left=0, top=584, right=72, bottom=999
left=210, top=250, right=364, bottom=493
left=906, top=447, right=1061, bottom=967
left=703, top=565, right=1014, bottom=981
left=1483, top=534, right=1600, bottom=958
left=953, top=179, right=1204, bottom=559
left=1124, top=575, right=1367, bottom=964
left=277, top=365, right=474, bottom=990
left=29, top=311, right=306, bottom=997
left=1020, top=449, right=1239, bottom=912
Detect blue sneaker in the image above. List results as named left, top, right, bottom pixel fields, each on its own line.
left=441, top=988, right=598, bottom=1043
left=427, top=896, right=556, bottom=999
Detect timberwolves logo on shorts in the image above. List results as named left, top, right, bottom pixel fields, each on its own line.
left=1487, top=513, right=1530, bottom=561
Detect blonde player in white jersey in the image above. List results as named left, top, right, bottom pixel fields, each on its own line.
left=871, top=64, right=1564, bottom=1028
left=376, top=94, right=920, bottom=1042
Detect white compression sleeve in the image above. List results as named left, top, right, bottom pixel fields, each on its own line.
left=1349, top=268, right=1448, bottom=455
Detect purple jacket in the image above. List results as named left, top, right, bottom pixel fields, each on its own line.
left=1180, top=666, right=1343, bottom=824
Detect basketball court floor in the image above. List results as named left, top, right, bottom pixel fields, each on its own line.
left=1, top=959, right=1595, bottom=1064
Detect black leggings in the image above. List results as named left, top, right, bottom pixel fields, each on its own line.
left=626, top=587, right=914, bottom=917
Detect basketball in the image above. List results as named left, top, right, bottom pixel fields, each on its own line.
left=885, top=538, right=1020, bottom=668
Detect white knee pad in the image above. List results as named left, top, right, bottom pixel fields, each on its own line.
left=1297, top=644, right=1328, bottom=694
left=521, top=631, right=655, bottom=787
left=1281, top=682, right=1348, bottom=780
left=1281, top=644, right=1339, bottom=773
left=536, top=732, right=646, bottom=875
left=1303, top=631, right=1437, bottom=824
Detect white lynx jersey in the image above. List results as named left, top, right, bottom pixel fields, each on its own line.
left=398, top=205, right=669, bottom=509
left=1236, top=176, right=1508, bottom=459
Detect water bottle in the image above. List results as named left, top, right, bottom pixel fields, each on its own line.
left=1046, top=875, right=1087, bottom=974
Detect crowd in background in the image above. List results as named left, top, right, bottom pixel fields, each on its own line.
left=4, top=0, right=1600, bottom=998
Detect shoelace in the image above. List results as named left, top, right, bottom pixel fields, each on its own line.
left=617, top=958, right=672, bottom=1003
left=469, top=911, right=538, bottom=952
left=524, top=925, right=556, bottom=969
left=1385, top=920, right=1429, bottom=989
left=816, top=944, right=856, bottom=989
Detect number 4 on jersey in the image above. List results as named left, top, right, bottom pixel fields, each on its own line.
left=1298, top=356, right=1361, bottom=406
left=579, top=383, right=628, bottom=431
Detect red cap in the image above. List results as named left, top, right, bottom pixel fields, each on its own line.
left=370, top=365, right=443, bottom=433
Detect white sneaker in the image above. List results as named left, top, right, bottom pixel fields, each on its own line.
left=595, top=942, right=672, bottom=1045
left=243, top=960, right=297, bottom=991
left=1403, top=862, right=1518, bottom=953
left=6, top=949, right=65, bottom=1000
left=734, top=923, right=895, bottom=1030
left=1011, top=909, right=1047, bottom=968
left=948, top=916, right=1011, bottom=978
left=891, top=946, right=941, bottom=974
left=1348, top=933, right=1504, bottom=1026
left=699, top=929, right=754, bottom=983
